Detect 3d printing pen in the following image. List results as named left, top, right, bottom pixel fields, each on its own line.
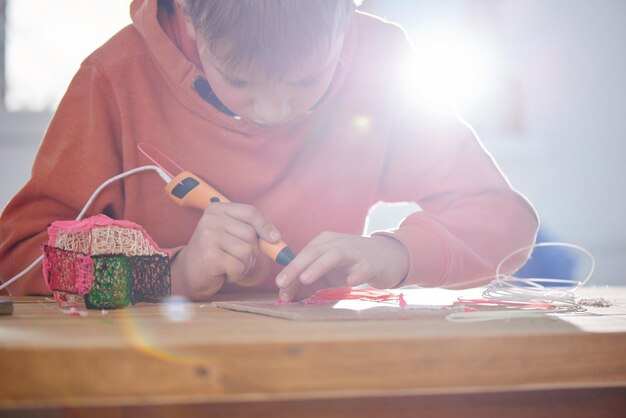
left=138, top=143, right=295, bottom=266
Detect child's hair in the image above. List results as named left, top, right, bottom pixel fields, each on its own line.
left=182, top=0, right=360, bottom=79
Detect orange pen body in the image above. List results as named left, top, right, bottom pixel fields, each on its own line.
left=164, top=171, right=295, bottom=266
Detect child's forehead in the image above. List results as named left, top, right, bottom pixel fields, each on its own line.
left=204, top=34, right=345, bottom=83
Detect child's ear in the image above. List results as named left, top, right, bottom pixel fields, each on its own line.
left=174, top=0, right=196, bottom=41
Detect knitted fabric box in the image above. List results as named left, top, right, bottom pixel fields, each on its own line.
left=42, top=214, right=171, bottom=309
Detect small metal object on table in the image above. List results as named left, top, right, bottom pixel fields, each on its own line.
left=0, top=297, right=13, bottom=315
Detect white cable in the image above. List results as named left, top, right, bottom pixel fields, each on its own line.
left=0, top=165, right=171, bottom=293
left=446, top=109, right=597, bottom=320
left=75, top=165, right=171, bottom=219
left=0, top=255, right=44, bottom=293
left=446, top=242, right=595, bottom=322
left=484, top=241, right=595, bottom=307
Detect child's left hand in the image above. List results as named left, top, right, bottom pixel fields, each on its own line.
left=275, top=233, right=410, bottom=301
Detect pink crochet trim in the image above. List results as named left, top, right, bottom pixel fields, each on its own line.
left=47, top=214, right=170, bottom=257
left=49, top=214, right=148, bottom=237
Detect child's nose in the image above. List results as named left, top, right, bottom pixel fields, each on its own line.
left=253, top=97, right=291, bottom=126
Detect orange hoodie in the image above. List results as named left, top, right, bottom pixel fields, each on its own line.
left=0, top=0, right=538, bottom=296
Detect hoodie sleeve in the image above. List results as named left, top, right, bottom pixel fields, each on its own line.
left=0, top=61, right=125, bottom=295
left=370, top=28, right=539, bottom=288
left=375, top=111, right=539, bottom=289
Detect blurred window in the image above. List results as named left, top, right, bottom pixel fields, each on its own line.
left=4, top=0, right=130, bottom=111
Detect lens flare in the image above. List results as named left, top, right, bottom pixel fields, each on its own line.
left=399, top=25, right=501, bottom=119
left=160, top=295, right=195, bottom=322
left=352, top=115, right=371, bottom=132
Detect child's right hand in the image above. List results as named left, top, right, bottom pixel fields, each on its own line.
left=170, top=203, right=281, bottom=300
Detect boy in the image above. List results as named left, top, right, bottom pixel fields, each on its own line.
left=0, top=0, right=538, bottom=301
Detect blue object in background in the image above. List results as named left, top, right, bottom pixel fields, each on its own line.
left=515, top=228, right=579, bottom=283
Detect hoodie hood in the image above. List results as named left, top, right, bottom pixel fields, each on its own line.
left=129, top=0, right=357, bottom=136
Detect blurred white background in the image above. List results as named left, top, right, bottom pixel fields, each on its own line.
left=1, top=0, right=624, bottom=285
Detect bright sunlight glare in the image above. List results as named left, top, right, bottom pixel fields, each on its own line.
left=407, top=27, right=499, bottom=115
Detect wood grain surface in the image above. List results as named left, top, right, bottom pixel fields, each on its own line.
left=1, top=287, right=625, bottom=417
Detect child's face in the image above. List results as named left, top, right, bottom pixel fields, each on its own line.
left=195, top=36, right=345, bottom=128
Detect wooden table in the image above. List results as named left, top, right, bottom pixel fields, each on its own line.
left=1, top=287, right=625, bottom=418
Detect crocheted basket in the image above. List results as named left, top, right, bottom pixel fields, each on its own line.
left=42, top=214, right=171, bottom=309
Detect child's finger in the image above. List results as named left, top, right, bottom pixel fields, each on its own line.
left=279, top=275, right=329, bottom=302
left=275, top=244, right=324, bottom=288
left=222, top=253, right=249, bottom=283
left=297, top=248, right=347, bottom=285
left=218, top=233, right=257, bottom=269
left=345, top=261, right=377, bottom=287
left=278, top=279, right=301, bottom=302
left=275, top=232, right=351, bottom=289
left=223, top=217, right=260, bottom=245
left=225, top=204, right=281, bottom=243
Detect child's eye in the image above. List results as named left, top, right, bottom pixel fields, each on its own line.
left=227, top=79, right=249, bottom=89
